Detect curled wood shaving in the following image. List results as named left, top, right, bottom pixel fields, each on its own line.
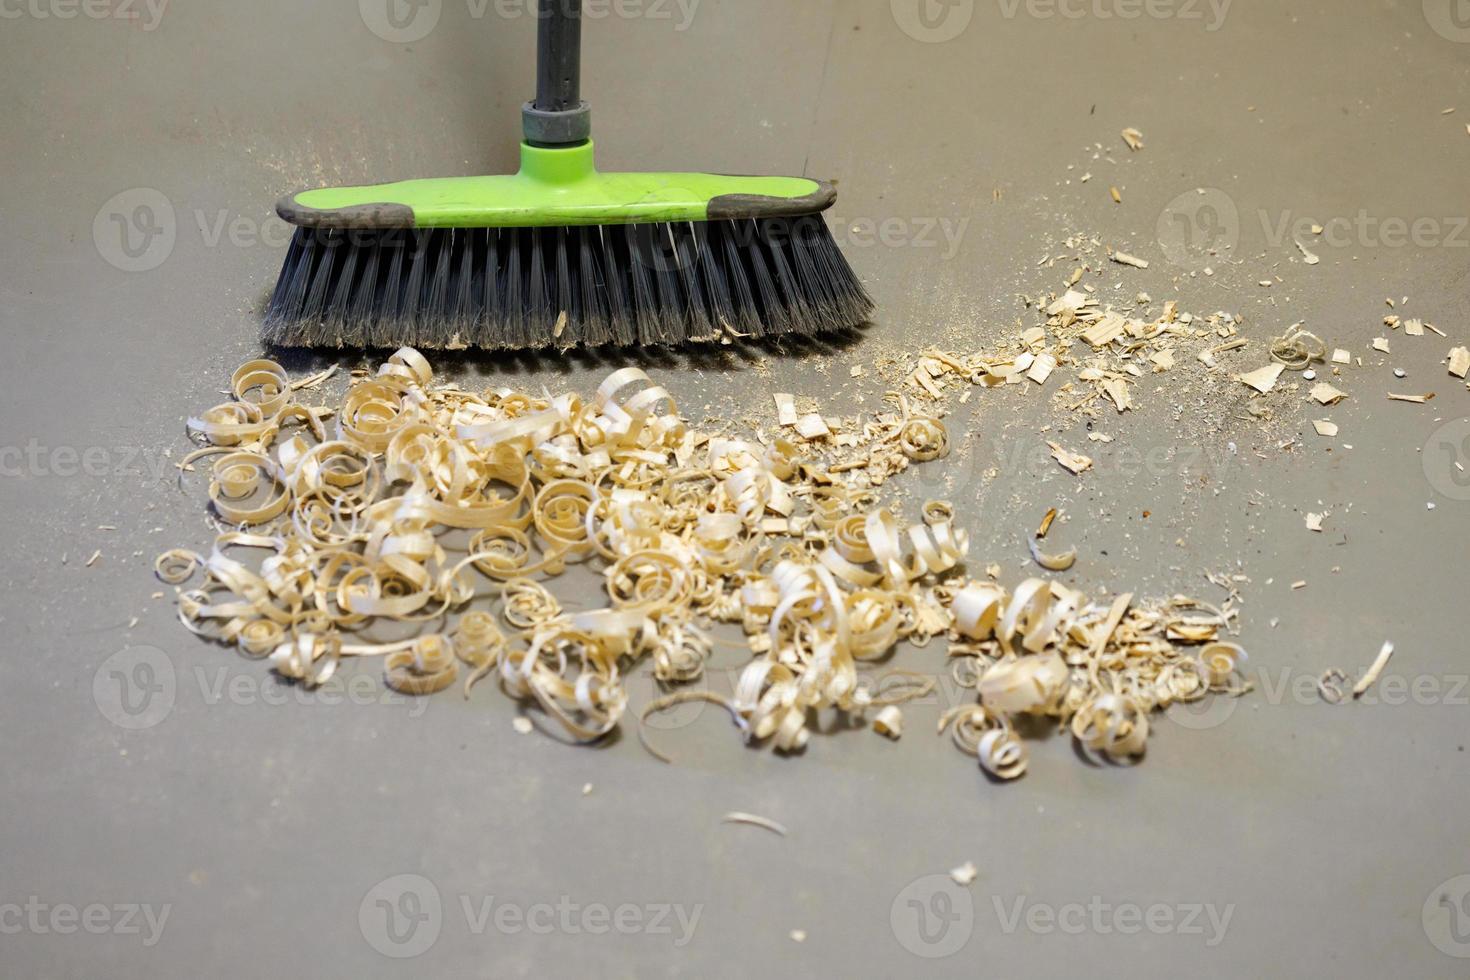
left=159, top=351, right=1251, bottom=783
left=722, top=812, right=788, bottom=837
left=1028, top=537, right=1077, bottom=572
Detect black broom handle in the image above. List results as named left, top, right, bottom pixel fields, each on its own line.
left=524, top=0, right=590, bottom=145
left=535, top=0, right=582, bottom=112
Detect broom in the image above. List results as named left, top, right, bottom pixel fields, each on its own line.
left=263, top=0, right=872, bottom=351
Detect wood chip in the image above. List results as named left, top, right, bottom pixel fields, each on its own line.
left=1081, top=315, right=1125, bottom=348
left=789, top=930, right=807, bottom=943
left=1027, top=353, right=1057, bottom=386
left=1306, top=513, right=1324, bottom=532
left=1405, top=319, right=1425, bottom=336
left=1448, top=346, right=1470, bottom=379
left=951, top=862, right=979, bottom=886
left=1310, top=383, right=1348, bottom=405
left=1047, top=290, right=1090, bottom=316
left=1236, top=364, right=1285, bottom=393
left=1295, top=240, right=1321, bottom=265
left=1112, top=251, right=1149, bottom=269
left=1387, top=393, right=1433, bottom=404
left=512, top=716, right=534, bottom=735
left=1331, top=349, right=1352, bottom=365
left=1150, top=350, right=1175, bottom=372
left=1110, top=186, right=1122, bottom=204
left=1312, top=420, right=1339, bottom=437
left=850, top=365, right=865, bottom=379
left=873, top=706, right=904, bottom=739
left=1037, top=507, right=1058, bottom=539
left=773, top=393, right=798, bottom=427
left=722, top=812, right=788, bottom=837
left=1352, top=642, right=1395, bottom=699
left=1373, top=337, right=1391, bottom=354
left=1048, top=442, right=1093, bottom=476
left=1101, top=378, right=1132, bottom=413
left=795, top=414, right=831, bottom=439
left=85, top=550, right=101, bottom=567
left=1121, top=127, right=1145, bottom=151
left=1291, top=581, right=1307, bottom=590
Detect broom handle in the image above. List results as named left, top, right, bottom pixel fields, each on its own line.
left=535, top=0, right=581, bottom=111
left=523, top=0, right=590, bottom=146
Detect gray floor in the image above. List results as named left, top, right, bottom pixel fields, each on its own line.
left=4, top=1, right=1470, bottom=976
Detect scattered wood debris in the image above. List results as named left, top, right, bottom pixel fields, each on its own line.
left=1373, top=337, right=1391, bottom=354
left=1121, top=127, right=1145, bottom=151
left=1111, top=250, right=1150, bottom=269
left=1295, top=240, right=1321, bottom=265
left=1405, top=319, right=1426, bottom=337
left=1331, top=349, right=1352, bottom=365
left=1312, top=420, right=1339, bottom=438
left=1310, top=383, right=1348, bottom=405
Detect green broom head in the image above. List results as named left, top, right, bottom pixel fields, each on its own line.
left=264, top=141, right=873, bottom=350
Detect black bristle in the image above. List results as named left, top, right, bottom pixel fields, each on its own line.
left=263, top=216, right=873, bottom=351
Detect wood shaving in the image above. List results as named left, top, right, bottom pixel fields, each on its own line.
left=722, top=812, right=788, bottom=837
left=156, top=350, right=1253, bottom=783
left=85, top=550, right=101, bottom=567
left=1352, top=642, right=1395, bottom=699
left=1387, top=393, right=1433, bottom=404
left=1111, top=251, right=1149, bottom=269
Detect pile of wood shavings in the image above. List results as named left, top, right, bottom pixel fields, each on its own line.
left=155, top=349, right=1249, bottom=779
